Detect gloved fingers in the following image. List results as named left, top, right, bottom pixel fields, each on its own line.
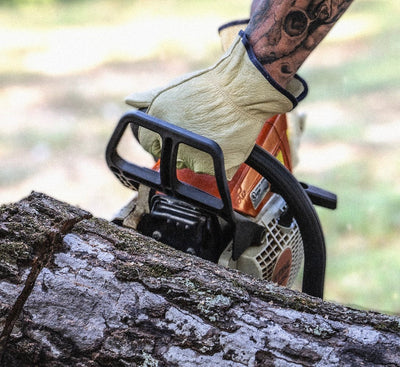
left=136, top=130, right=217, bottom=177
left=136, top=134, right=245, bottom=180
left=177, top=144, right=215, bottom=176
left=176, top=144, right=242, bottom=180
left=138, top=127, right=162, bottom=159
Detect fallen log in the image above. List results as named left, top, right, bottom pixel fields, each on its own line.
left=0, top=192, right=399, bottom=366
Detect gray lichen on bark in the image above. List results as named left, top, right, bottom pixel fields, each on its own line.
left=0, top=192, right=399, bottom=366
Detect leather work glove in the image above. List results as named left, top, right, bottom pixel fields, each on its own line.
left=220, top=20, right=307, bottom=170
left=126, top=31, right=307, bottom=180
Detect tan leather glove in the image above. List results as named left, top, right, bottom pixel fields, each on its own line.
left=219, top=20, right=307, bottom=170
left=126, top=31, right=307, bottom=180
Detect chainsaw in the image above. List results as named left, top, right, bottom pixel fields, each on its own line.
left=106, top=109, right=336, bottom=298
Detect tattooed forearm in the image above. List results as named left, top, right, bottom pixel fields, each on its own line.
left=246, top=0, right=354, bottom=88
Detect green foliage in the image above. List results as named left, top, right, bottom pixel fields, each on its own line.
left=294, top=0, right=400, bottom=313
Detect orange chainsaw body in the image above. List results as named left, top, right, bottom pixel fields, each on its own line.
left=153, top=114, right=292, bottom=218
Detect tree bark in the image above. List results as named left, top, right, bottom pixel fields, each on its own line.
left=0, top=192, right=399, bottom=367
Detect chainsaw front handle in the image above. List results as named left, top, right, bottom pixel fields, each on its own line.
left=106, top=110, right=235, bottom=227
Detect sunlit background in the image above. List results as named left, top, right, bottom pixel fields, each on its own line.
left=1, top=0, right=399, bottom=314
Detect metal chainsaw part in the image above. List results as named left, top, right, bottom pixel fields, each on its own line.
left=219, top=193, right=303, bottom=287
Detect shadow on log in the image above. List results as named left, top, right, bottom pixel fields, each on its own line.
left=0, top=192, right=399, bottom=366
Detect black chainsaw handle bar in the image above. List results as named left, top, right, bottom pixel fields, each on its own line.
left=106, top=110, right=235, bottom=224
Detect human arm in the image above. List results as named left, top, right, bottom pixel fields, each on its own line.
left=126, top=0, right=354, bottom=179
left=247, top=0, right=354, bottom=88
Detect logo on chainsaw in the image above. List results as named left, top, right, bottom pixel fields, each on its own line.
left=250, top=177, right=270, bottom=209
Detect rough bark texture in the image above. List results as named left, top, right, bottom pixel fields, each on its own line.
left=0, top=192, right=399, bottom=366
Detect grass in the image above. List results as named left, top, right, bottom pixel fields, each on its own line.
left=318, top=169, right=400, bottom=244
left=326, top=246, right=400, bottom=314
left=0, top=0, right=399, bottom=314
left=300, top=0, right=400, bottom=101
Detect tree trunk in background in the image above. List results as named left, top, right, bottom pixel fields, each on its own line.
left=0, top=192, right=399, bottom=366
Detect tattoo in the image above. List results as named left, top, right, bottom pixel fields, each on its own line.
left=247, top=0, right=354, bottom=88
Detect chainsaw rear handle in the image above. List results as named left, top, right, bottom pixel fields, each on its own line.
left=300, top=182, right=337, bottom=210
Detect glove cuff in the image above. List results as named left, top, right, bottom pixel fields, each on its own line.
left=218, top=19, right=250, bottom=52
left=218, top=19, right=250, bottom=34
left=239, top=30, right=308, bottom=108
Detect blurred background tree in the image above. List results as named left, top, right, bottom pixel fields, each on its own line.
left=0, top=0, right=399, bottom=314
